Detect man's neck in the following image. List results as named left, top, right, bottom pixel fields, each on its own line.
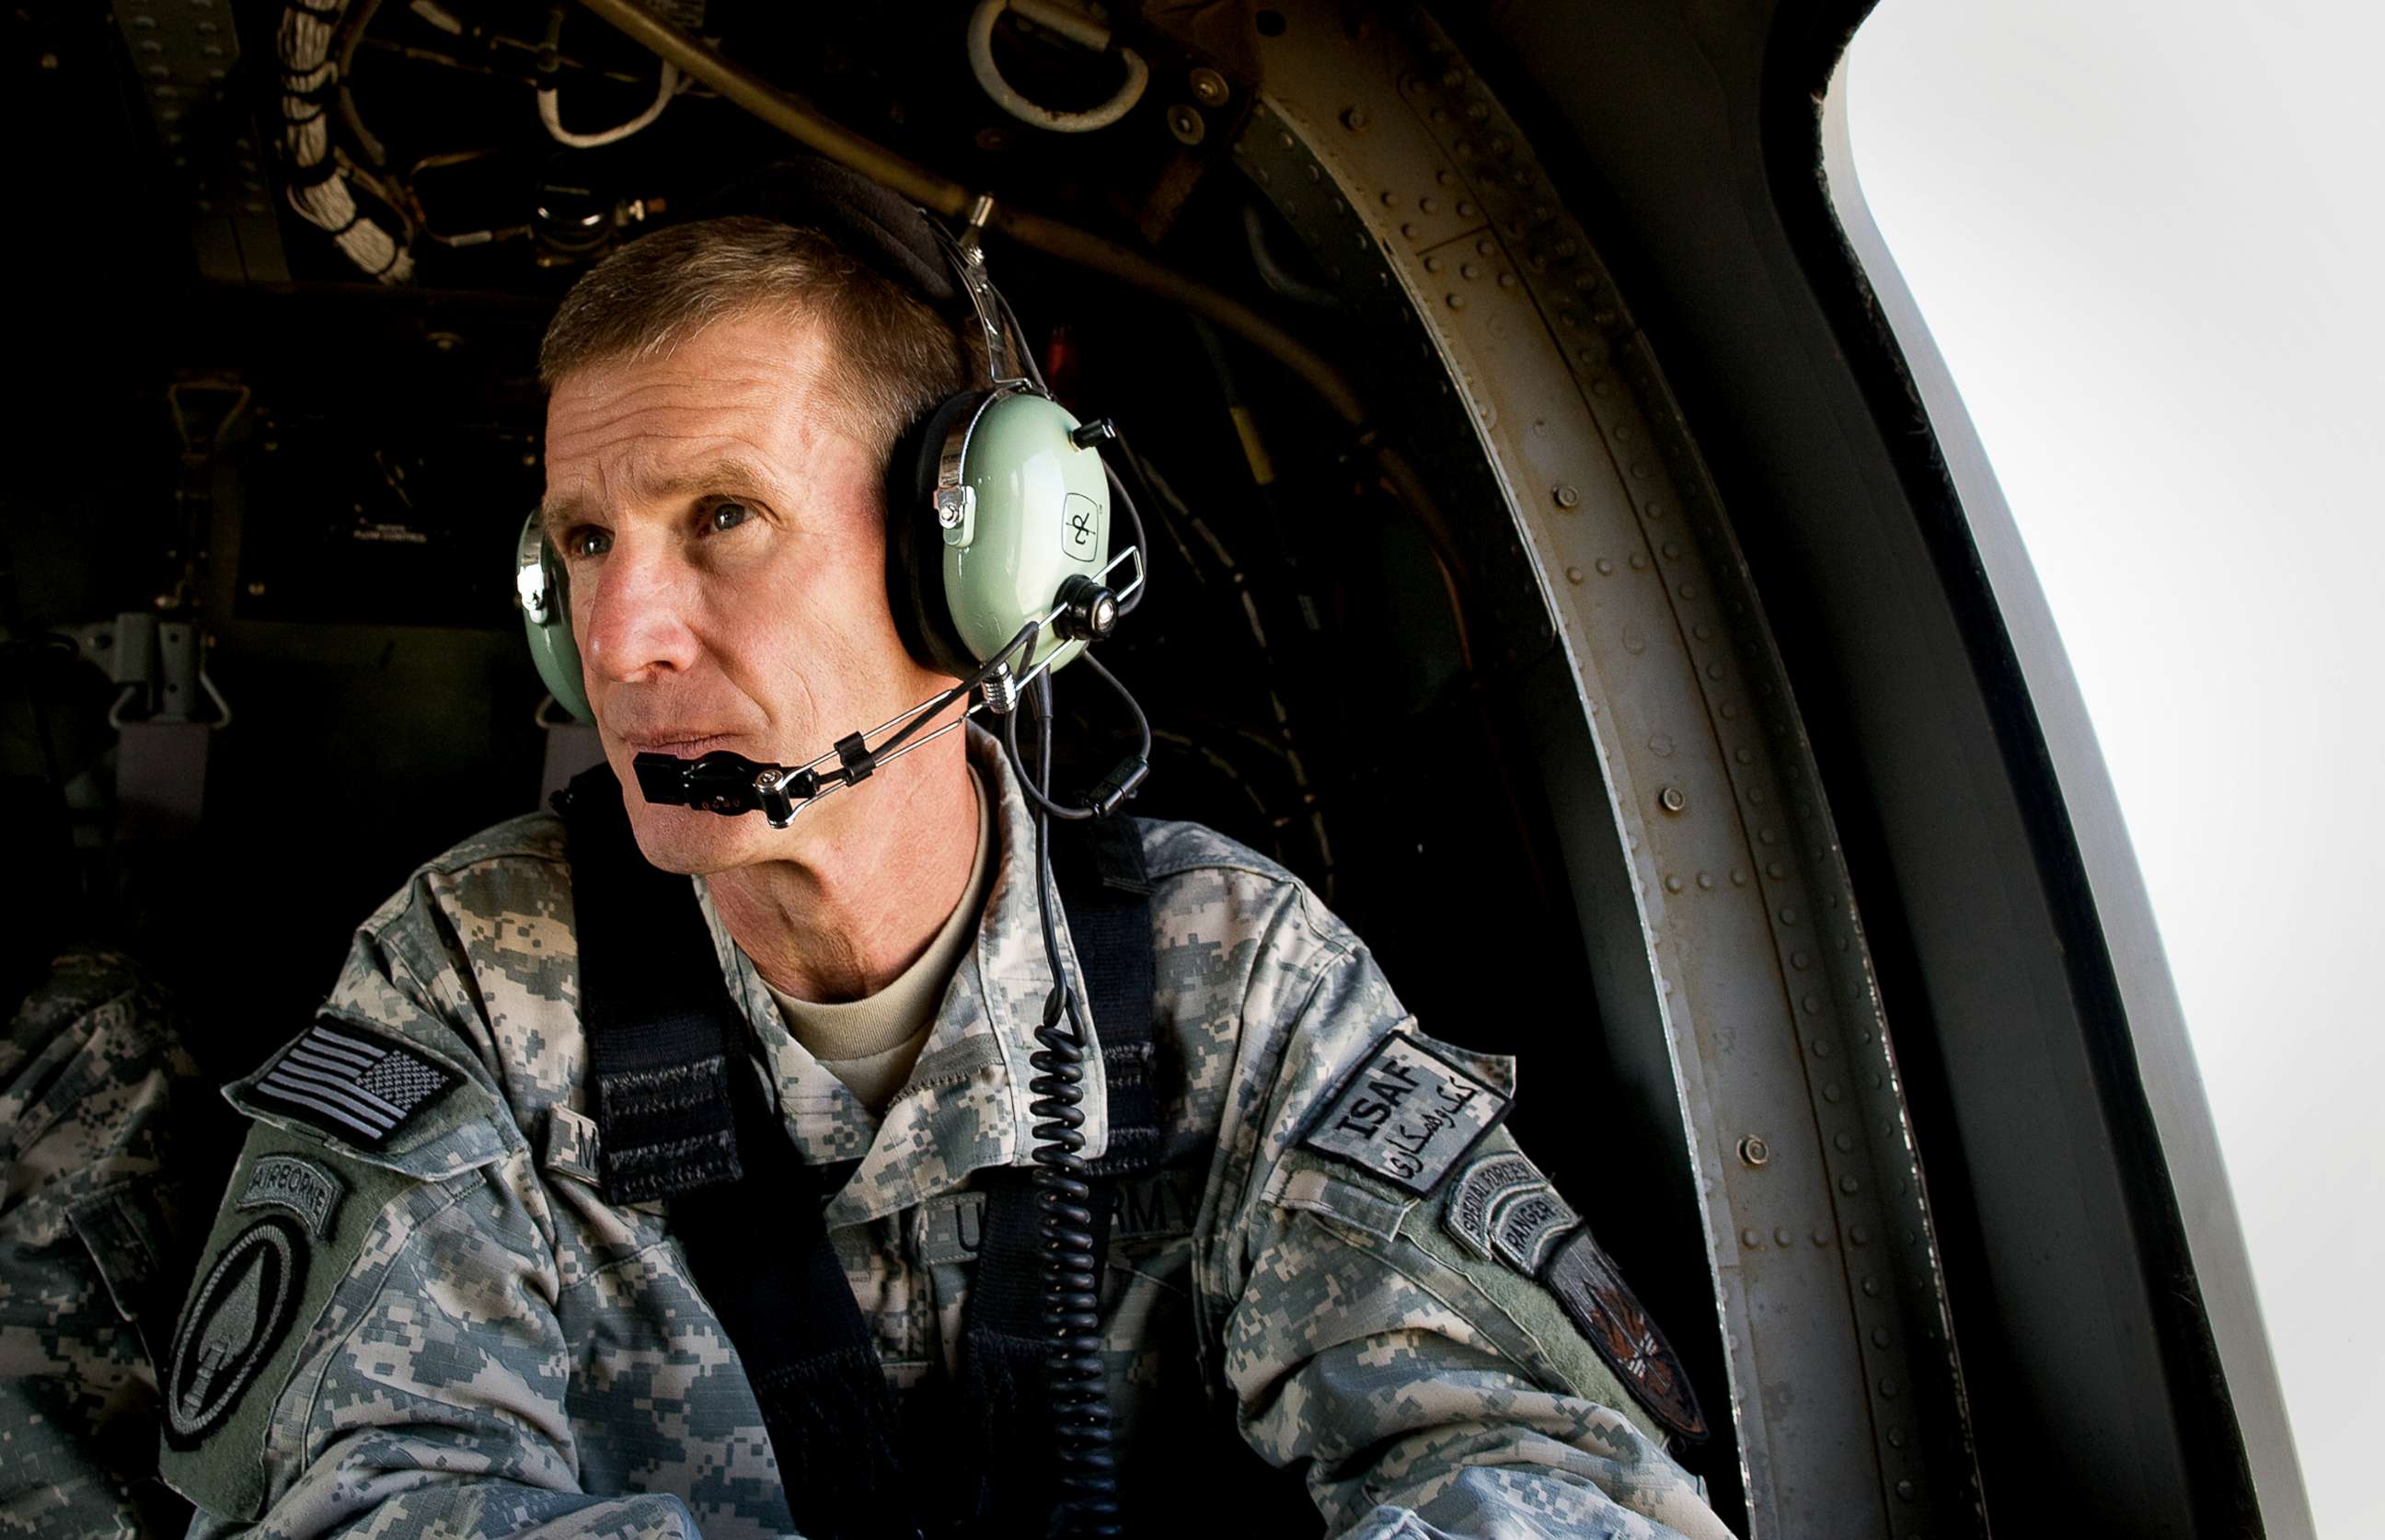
left=705, top=737, right=983, bottom=1004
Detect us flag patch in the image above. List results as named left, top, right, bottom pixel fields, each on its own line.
left=251, top=1023, right=456, bottom=1150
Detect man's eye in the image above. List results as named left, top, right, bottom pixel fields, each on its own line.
left=696, top=502, right=754, bottom=541
left=705, top=500, right=755, bottom=534
left=568, top=527, right=610, bottom=558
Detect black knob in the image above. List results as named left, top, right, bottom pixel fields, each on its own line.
left=1069, top=417, right=1118, bottom=449
left=1056, top=576, right=1119, bottom=641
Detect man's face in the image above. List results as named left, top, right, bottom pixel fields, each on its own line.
left=541, top=308, right=951, bottom=873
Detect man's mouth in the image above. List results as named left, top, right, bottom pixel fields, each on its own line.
left=620, top=731, right=743, bottom=758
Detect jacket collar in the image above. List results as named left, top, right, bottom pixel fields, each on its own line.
left=694, top=719, right=1110, bottom=1227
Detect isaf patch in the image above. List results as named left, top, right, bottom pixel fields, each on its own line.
left=250, top=1022, right=456, bottom=1150
left=236, top=1155, right=345, bottom=1238
left=163, top=1216, right=308, bottom=1447
left=1300, top=1033, right=1510, bottom=1196
left=1545, top=1227, right=1709, bottom=1442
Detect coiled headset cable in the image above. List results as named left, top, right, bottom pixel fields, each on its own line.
left=1017, top=669, right=1123, bottom=1536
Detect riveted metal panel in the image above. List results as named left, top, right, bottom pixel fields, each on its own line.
left=1238, top=7, right=1983, bottom=1537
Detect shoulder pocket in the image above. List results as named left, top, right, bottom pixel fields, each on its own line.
left=225, top=1011, right=513, bottom=1180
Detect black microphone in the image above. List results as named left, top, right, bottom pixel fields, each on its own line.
left=633, top=750, right=817, bottom=827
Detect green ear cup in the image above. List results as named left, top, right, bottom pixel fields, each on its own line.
left=514, top=510, right=593, bottom=724
left=893, top=387, right=1112, bottom=680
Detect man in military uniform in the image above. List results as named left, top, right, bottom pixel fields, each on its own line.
left=157, top=166, right=1734, bottom=1539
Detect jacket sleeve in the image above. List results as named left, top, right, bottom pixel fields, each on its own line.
left=1214, top=930, right=1735, bottom=1540
left=158, top=936, right=710, bottom=1540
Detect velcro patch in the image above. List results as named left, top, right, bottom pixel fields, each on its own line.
left=235, top=1155, right=344, bottom=1238
left=1444, top=1151, right=1581, bottom=1274
left=249, top=1023, right=456, bottom=1151
left=1300, top=1033, right=1510, bottom=1196
left=163, top=1217, right=307, bottom=1447
left=1545, top=1227, right=1708, bottom=1442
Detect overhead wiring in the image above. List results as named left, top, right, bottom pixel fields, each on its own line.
left=277, top=0, right=415, bottom=282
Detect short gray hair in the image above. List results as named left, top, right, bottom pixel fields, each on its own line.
left=537, top=214, right=986, bottom=462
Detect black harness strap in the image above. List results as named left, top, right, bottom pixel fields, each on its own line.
left=556, top=766, right=916, bottom=1540
left=956, top=813, right=1162, bottom=1532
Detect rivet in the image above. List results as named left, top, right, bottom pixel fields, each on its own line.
left=1741, top=1227, right=1763, bottom=1248
left=1419, top=195, right=1438, bottom=213
left=1658, top=786, right=1687, bottom=814
left=1780, top=907, right=1799, bottom=925
left=1721, top=702, right=1738, bottom=718
left=1887, top=1429, right=1907, bottom=1449
left=1730, top=868, right=1746, bottom=886
left=1595, top=558, right=1614, bottom=575
left=1423, top=255, right=1441, bottom=272
left=1825, top=1084, right=1844, bottom=1105
left=1439, top=168, right=1458, bottom=186
left=1835, top=1132, right=1854, bottom=1152
left=1499, top=272, right=1517, bottom=288
left=1840, top=1175, right=1861, bottom=1193
left=1553, top=484, right=1580, bottom=508
left=1678, top=582, right=1697, bottom=599
left=1629, top=551, right=1647, bottom=570
left=1466, top=100, right=1489, bottom=121
left=1665, top=875, right=1682, bottom=893
left=1895, top=1478, right=1915, bottom=1500
left=1813, top=1039, right=1832, bottom=1058
left=1400, top=223, right=1419, bottom=238
left=1861, top=1274, right=1881, bottom=1296
left=1342, top=107, right=1369, bottom=132
left=1458, top=201, right=1476, bottom=217
left=1445, top=293, right=1465, bottom=309
left=1565, top=566, right=1584, bottom=584
left=1459, top=262, right=1479, bottom=279
left=1849, top=1224, right=1869, bottom=1245
left=1697, top=871, right=1713, bottom=890
left=1773, top=1226, right=1793, bottom=1247
left=1380, top=190, right=1400, bottom=207
left=1803, top=994, right=1822, bottom=1014
left=1812, top=1227, right=1831, bottom=1247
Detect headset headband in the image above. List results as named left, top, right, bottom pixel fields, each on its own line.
left=692, top=159, right=968, bottom=323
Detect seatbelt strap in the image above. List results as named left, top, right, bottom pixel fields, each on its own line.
left=554, top=765, right=918, bottom=1540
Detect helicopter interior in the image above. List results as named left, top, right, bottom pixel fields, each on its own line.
left=3, top=3, right=2287, bottom=1538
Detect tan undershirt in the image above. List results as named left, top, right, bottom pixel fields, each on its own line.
left=761, top=764, right=994, bottom=1113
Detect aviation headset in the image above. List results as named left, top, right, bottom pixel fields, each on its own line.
left=512, top=157, right=1148, bottom=822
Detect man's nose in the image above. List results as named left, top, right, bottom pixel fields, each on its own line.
left=579, top=541, right=701, bottom=685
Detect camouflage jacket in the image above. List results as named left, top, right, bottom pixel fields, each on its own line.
left=1, top=949, right=205, bottom=1538
left=159, top=725, right=1732, bottom=1539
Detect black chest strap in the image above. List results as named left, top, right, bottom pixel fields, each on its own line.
left=557, top=766, right=915, bottom=1540
left=554, top=766, right=1164, bottom=1538
left=952, top=811, right=1161, bottom=1530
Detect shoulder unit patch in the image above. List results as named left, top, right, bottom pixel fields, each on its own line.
left=1299, top=1032, right=1511, bottom=1196
left=249, top=1022, right=457, bottom=1150
left=162, top=1215, right=307, bottom=1447
left=1443, top=1150, right=1581, bottom=1274
left=1544, top=1226, right=1709, bottom=1442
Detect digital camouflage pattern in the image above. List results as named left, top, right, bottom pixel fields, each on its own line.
left=162, top=723, right=1735, bottom=1539
left=1, top=949, right=205, bottom=1538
